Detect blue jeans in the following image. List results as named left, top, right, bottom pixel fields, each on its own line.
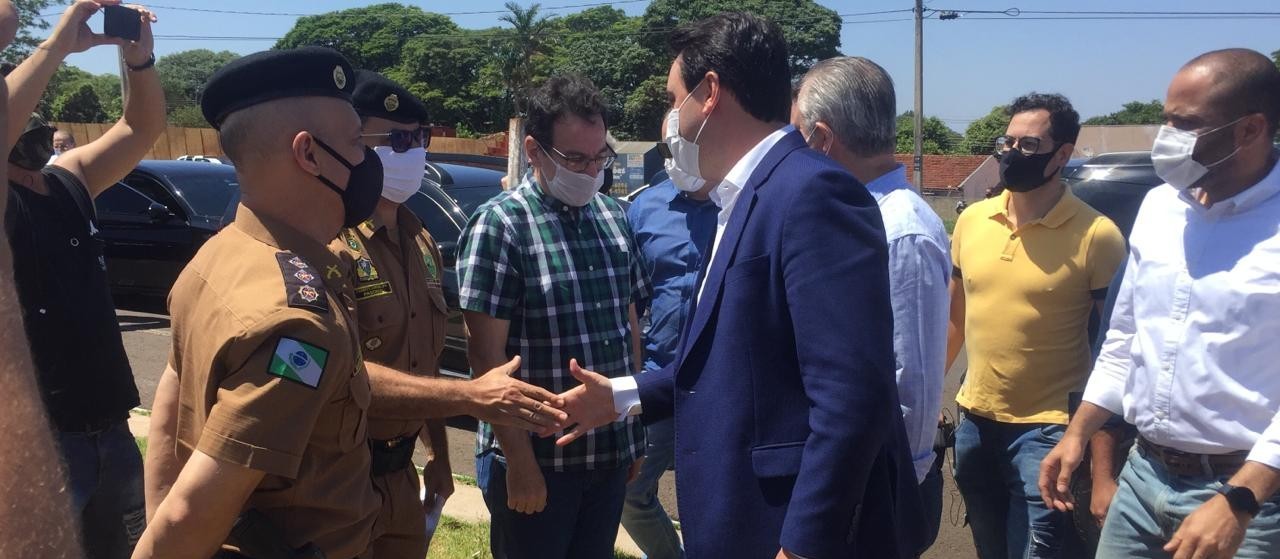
left=621, top=419, right=684, bottom=559
left=953, top=413, right=1067, bottom=559
left=1097, top=444, right=1280, bottom=558
left=478, top=451, right=629, bottom=559
left=56, top=420, right=146, bottom=559
left=920, top=449, right=945, bottom=553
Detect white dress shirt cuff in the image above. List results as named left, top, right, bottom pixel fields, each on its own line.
left=611, top=375, right=642, bottom=421
left=1082, top=368, right=1125, bottom=416
left=1247, top=421, right=1280, bottom=470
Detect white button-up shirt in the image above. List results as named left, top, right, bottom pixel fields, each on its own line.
left=1083, top=154, right=1280, bottom=468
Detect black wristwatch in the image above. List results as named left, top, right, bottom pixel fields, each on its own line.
left=1218, top=484, right=1261, bottom=517
left=126, top=53, right=155, bottom=72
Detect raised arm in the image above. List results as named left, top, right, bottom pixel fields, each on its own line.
left=52, top=3, right=165, bottom=196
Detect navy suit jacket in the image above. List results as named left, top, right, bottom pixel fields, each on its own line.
left=635, top=131, right=926, bottom=559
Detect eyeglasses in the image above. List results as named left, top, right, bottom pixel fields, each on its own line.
left=994, top=135, right=1057, bottom=158
left=362, top=126, right=432, bottom=153
left=539, top=142, right=617, bottom=174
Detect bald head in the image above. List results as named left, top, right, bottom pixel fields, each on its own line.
left=219, top=96, right=359, bottom=173
left=1180, top=48, right=1280, bottom=135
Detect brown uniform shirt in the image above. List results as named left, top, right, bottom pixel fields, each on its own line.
left=330, top=205, right=449, bottom=441
left=168, top=204, right=379, bottom=558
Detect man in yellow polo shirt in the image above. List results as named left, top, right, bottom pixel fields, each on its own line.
left=946, top=92, right=1125, bottom=559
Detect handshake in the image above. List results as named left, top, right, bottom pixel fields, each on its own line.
left=472, top=357, right=626, bottom=445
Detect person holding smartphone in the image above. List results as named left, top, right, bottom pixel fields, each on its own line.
left=3, top=1, right=163, bottom=557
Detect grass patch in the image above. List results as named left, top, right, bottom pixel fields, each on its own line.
left=452, top=473, right=478, bottom=487
left=136, top=437, right=147, bottom=456
left=943, top=216, right=957, bottom=235
left=427, top=516, right=638, bottom=559
left=131, top=407, right=152, bottom=417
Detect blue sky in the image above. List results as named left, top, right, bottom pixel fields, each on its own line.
left=51, top=0, right=1280, bottom=133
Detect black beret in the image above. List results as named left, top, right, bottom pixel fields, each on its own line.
left=200, top=46, right=355, bottom=129
left=351, top=69, right=429, bottom=124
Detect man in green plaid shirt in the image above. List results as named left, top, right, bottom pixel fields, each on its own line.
left=458, top=74, right=651, bottom=559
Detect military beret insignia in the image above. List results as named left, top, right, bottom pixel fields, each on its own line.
left=333, top=65, right=347, bottom=89
left=384, top=94, right=399, bottom=112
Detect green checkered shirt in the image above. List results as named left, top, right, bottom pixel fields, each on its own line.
left=458, top=175, right=650, bottom=471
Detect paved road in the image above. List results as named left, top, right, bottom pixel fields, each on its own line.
left=117, top=305, right=978, bottom=558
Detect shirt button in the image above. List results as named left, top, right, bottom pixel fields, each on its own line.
left=596, top=302, right=602, bottom=308
left=589, top=265, right=595, bottom=271
left=605, top=340, right=611, bottom=346
left=1009, top=233, right=1017, bottom=240
left=411, top=361, right=418, bottom=368
left=410, top=312, right=417, bottom=319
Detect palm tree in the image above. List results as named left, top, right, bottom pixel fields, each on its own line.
left=498, top=2, right=555, bottom=108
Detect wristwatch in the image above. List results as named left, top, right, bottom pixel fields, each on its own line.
left=126, top=53, right=156, bottom=72
left=1218, top=484, right=1261, bottom=517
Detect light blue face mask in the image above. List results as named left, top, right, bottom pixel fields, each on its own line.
left=1151, top=116, right=1244, bottom=190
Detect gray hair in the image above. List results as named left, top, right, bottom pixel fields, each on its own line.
left=797, top=56, right=896, bottom=156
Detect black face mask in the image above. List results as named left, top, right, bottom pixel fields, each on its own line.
left=313, top=138, right=384, bottom=228
left=10, top=125, right=55, bottom=171
left=998, top=147, right=1061, bottom=192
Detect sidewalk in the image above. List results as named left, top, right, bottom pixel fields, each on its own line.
left=127, top=412, right=652, bottom=557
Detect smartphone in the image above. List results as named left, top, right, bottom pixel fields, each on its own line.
left=103, top=5, right=141, bottom=42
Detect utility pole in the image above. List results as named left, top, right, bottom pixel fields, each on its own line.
left=913, top=0, right=924, bottom=188
left=117, top=46, right=129, bottom=105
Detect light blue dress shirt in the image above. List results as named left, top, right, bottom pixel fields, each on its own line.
left=865, top=164, right=952, bottom=483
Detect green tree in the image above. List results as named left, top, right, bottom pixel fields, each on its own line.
left=498, top=2, right=556, bottom=108
left=896, top=112, right=963, bottom=155
left=962, top=106, right=1010, bottom=155
left=50, top=82, right=106, bottom=122
left=156, top=49, right=239, bottom=118
left=639, top=0, right=841, bottom=77
left=391, top=26, right=497, bottom=130
left=275, top=3, right=458, bottom=73
left=1272, top=49, right=1279, bottom=71
left=550, top=7, right=659, bottom=139
left=166, top=105, right=208, bottom=128
left=3, top=0, right=57, bottom=64
left=1084, top=100, right=1164, bottom=125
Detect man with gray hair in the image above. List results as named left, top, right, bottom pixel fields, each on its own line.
left=792, top=55, right=951, bottom=549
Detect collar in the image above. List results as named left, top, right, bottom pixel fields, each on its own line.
left=1178, top=151, right=1280, bottom=216
left=357, top=204, right=421, bottom=238
left=864, top=163, right=913, bottom=202
left=232, top=204, right=346, bottom=288
left=709, top=125, right=795, bottom=216
left=988, top=185, right=1081, bottom=229
left=660, top=180, right=715, bottom=206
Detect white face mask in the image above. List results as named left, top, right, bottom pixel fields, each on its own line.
left=664, top=80, right=711, bottom=193
left=1151, top=116, right=1244, bottom=191
left=374, top=146, right=426, bottom=204
left=540, top=149, right=602, bottom=207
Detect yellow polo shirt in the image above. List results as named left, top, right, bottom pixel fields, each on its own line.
left=953, top=188, right=1125, bottom=425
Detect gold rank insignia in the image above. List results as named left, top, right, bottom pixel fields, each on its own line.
left=384, top=94, right=399, bottom=112
left=333, top=65, right=347, bottom=89
left=343, top=230, right=364, bottom=253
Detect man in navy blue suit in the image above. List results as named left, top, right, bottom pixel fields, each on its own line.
left=557, top=12, right=925, bottom=559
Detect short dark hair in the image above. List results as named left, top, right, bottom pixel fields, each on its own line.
left=669, top=12, right=791, bottom=124
left=1007, top=92, right=1081, bottom=145
left=1186, top=48, right=1280, bottom=136
left=524, top=73, right=607, bottom=147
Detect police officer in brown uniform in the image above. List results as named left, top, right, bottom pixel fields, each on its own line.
left=333, top=70, right=451, bottom=557
left=134, top=47, right=387, bottom=558
left=137, top=52, right=571, bottom=559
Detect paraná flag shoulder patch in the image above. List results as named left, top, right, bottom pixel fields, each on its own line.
left=267, top=337, right=328, bottom=389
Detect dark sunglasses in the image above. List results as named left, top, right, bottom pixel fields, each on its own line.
left=362, top=126, right=432, bottom=153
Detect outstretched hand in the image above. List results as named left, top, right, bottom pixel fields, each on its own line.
left=555, top=358, right=619, bottom=447
left=468, top=356, right=567, bottom=437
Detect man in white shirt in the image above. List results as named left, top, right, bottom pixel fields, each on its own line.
left=791, top=55, right=951, bottom=551
left=1040, top=48, right=1280, bottom=559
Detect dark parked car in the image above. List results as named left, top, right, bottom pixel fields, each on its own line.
left=1064, top=150, right=1162, bottom=237
left=95, top=160, right=240, bottom=299
left=428, top=161, right=505, bottom=217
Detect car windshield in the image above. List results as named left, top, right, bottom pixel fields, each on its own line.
left=166, top=171, right=240, bottom=219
